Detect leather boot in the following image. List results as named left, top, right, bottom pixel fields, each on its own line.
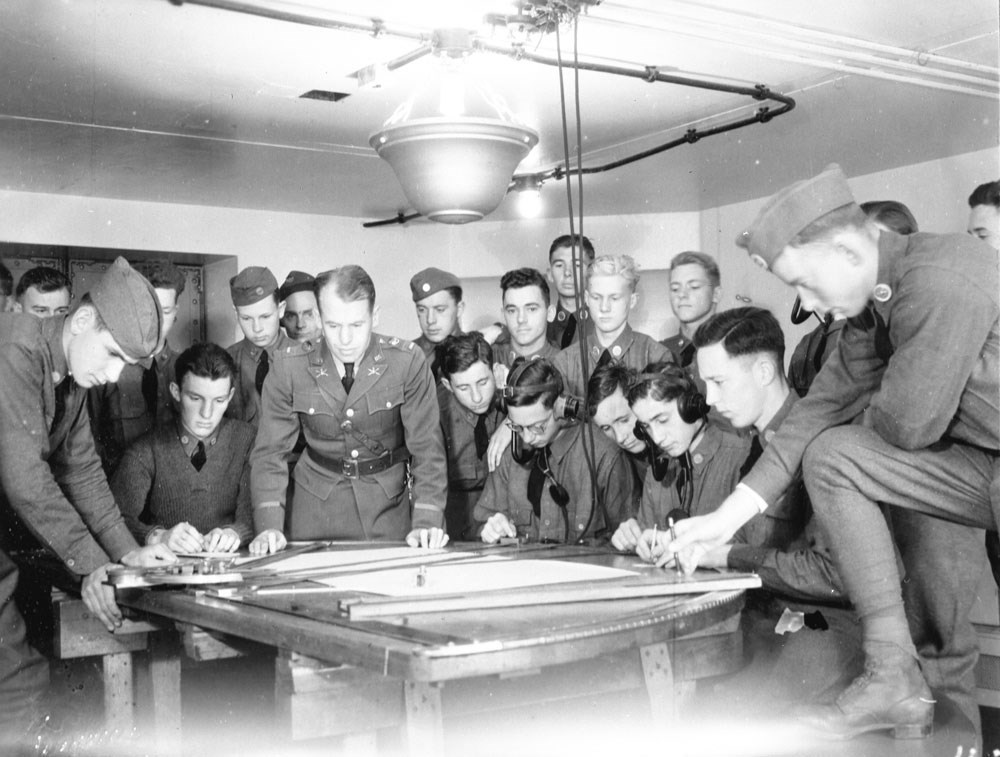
left=795, top=641, right=935, bottom=740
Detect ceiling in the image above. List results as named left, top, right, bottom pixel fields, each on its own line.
left=1, top=0, right=997, bottom=224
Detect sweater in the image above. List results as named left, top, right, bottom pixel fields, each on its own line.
left=112, top=417, right=255, bottom=545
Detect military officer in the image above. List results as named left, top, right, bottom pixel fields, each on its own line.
left=89, top=259, right=186, bottom=474
left=249, top=265, right=448, bottom=553
left=226, top=266, right=296, bottom=429
left=0, top=257, right=175, bottom=749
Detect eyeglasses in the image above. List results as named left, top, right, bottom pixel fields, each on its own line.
left=508, top=416, right=552, bottom=437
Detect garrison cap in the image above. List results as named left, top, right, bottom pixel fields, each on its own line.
left=278, top=270, right=315, bottom=302
left=230, top=266, right=278, bottom=307
left=410, top=267, right=461, bottom=302
left=89, top=256, right=163, bottom=361
left=736, top=163, right=858, bottom=269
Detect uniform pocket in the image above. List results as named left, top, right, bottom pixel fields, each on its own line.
left=365, top=385, right=405, bottom=434
left=292, top=391, right=342, bottom=437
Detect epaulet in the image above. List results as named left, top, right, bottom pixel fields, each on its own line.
left=275, top=339, right=315, bottom=360
left=378, top=335, right=415, bottom=352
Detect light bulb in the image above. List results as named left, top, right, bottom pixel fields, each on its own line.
left=517, top=187, right=543, bottom=218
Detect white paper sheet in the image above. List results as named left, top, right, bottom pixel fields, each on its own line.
left=316, top=558, right=638, bottom=597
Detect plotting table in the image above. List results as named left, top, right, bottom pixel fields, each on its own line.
left=114, top=543, right=758, bottom=754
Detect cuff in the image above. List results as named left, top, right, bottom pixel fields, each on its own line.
left=726, top=544, right=769, bottom=573
left=412, top=502, right=444, bottom=530
left=254, top=501, right=285, bottom=534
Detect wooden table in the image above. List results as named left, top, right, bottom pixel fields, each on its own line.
left=116, top=544, right=754, bottom=755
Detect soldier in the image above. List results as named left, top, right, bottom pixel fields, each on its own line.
left=437, top=333, right=505, bottom=540
left=967, top=179, right=999, bottom=250
left=249, top=265, right=448, bottom=553
left=492, top=267, right=558, bottom=372
left=15, top=266, right=71, bottom=319
left=226, top=266, right=295, bottom=429
left=475, top=358, right=632, bottom=545
left=279, top=270, right=322, bottom=344
left=553, top=254, right=671, bottom=397
left=0, top=257, right=174, bottom=749
left=587, top=362, right=652, bottom=494
left=546, top=233, right=595, bottom=349
left=660, top=252, right=721, bottom=368
left=89, top=259, right=186, bottom=475
left=410, top=267, right=464, bottom=378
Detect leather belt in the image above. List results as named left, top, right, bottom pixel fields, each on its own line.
left=307, top=446, right=410, bottom=479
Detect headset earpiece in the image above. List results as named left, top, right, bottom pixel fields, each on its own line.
left=676, top=388, right=710, bottom=424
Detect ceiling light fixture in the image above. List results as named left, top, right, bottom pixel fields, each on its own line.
left=369, top=28, right=539, bottom=224
left=512, top=175, right=544, bottom=218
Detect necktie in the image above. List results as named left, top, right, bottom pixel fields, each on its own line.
left=739, top=434, right=764, bottom=479
left=474, top=413, right=489, bottom=459
left=53, top=377, right=76, bottom=429
left=527, top=447, right=549, bottom=518
left=191, top=440, right=207, bottom=471
left=142, top=360, right=159, bottom=415
left=561, top=313, right=577, bottom=349
left=342, top=362, right=355, bottom=394
left=595, top=349, right=613, bottom=370
left=850, top=305, right=893, bottom=363
left=678, top=342, right=695, bottom=368
left=255, top=350, right=269, bottom=396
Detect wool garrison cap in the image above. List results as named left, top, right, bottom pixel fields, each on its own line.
left=89, top=257, right=163, bottom=361
left=230, top=267, right=278, bottom=306
left=409, top=267, right=461, bottom=302
left=736, top=163, right=858, bottom=269
left=278, top=270, right=315, bottom=302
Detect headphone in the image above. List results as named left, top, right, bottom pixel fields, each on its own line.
left=631, top=365, right=709, bottom=480
left=503, top=357, right=581, bottom=465
left=501, top=357, right=582, bottom=422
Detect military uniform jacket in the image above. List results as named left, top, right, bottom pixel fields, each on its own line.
left=0, top=315, right=138, bottom=576
left=88, top=341, right=179, bottom=474
left=660, top=332, right=695, bottom=368
left=473, top=421, right=633, bottom=543
left=437, top=385, right=505, bottom=539
left=637, top=422, right=750, bottom=528
left=546, top=302, right=587, bottom=348
left=491, top=340, right=559, bottom=370
left=227, top=331, right=296, bottom=429
left=746, top=231, right=1000, bottom=506
left=553, top=324, right=672, bottom=397
left=250, top=334, right=447, bottom=540
left=729, top=391, right=846, bottom=604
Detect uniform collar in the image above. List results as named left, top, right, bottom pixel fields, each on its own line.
left=586, top=323, right=634, bottom=360
left=549, top=418, right=581, bottom=462
left=176, top=417, right=222, bottom=457
left=759, top=388, right=797, bottom=449
left=505, top=341, right=557, bottom=364
left=685, top=421, right=723, bottom=467
left=871, top=229, right=907, bottom=309
left=245, top=331, right=290, bottom=360
left=47, top=316, right=69, bottom=383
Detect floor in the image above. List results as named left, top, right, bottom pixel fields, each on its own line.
left=39, top=652, right=999, bottom=757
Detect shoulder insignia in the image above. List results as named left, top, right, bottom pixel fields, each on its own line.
left=367, top=365, right=385, bottom=377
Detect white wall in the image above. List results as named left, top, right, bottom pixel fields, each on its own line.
left=699, top=147, right=999, bottom=365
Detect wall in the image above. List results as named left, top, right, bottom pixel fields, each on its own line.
left=0, top=189, right=699, bottom=344
left=700, top=147, right=999, bottom=364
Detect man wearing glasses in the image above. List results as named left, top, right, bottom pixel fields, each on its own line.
left=474, top=358, right=633, bottom=544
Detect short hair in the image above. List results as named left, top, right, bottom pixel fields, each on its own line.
left=174, top=342, right=237, bottom=388
left=0, top=262, right=12, bottom=297
left=859, top=201, right=918, bottom=235
left=16, top=266, right=71, bottom=299
left=626, top=361, right=698, bottom=408
left=586, top=254, right=640, bottom=293
left=500, top=267, right=551, bottom=306
left=315, top=265, right=376, bottom=311
left=969, top=181, right=1000, bottom=209
left=669, top=251, right=720, bottom=288
left=788, top=203, right=869, bottom=248
left=439, top=285, right=463, bottom=305
left=507, top=358, right=562, bottom=410
left=438, top=332, right=493, bottom=379
left=137, top=260, right=186, bottom=297
left=586, top=362, right=635, bottom=417
left=549, top=234, right=595, bottom=262
left=693, top=306, right=785, bottom=367
left=71, top=293, right=108, bottom=331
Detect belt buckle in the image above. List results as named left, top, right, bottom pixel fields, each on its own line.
left=342, top=458, right=359, bottom=478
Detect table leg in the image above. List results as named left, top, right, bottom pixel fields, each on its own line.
left=102, top=652, right=135, bottom=737
left=148, top=632, right=182, bottom=755
left=403, top=681, right=444, bottom=756
left=640, top=641, right=678, bottom=722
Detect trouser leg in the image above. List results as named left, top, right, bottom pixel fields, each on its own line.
left=891, top=508, right=985, bottom=735
left=0, top=550, right=49, bottom=743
